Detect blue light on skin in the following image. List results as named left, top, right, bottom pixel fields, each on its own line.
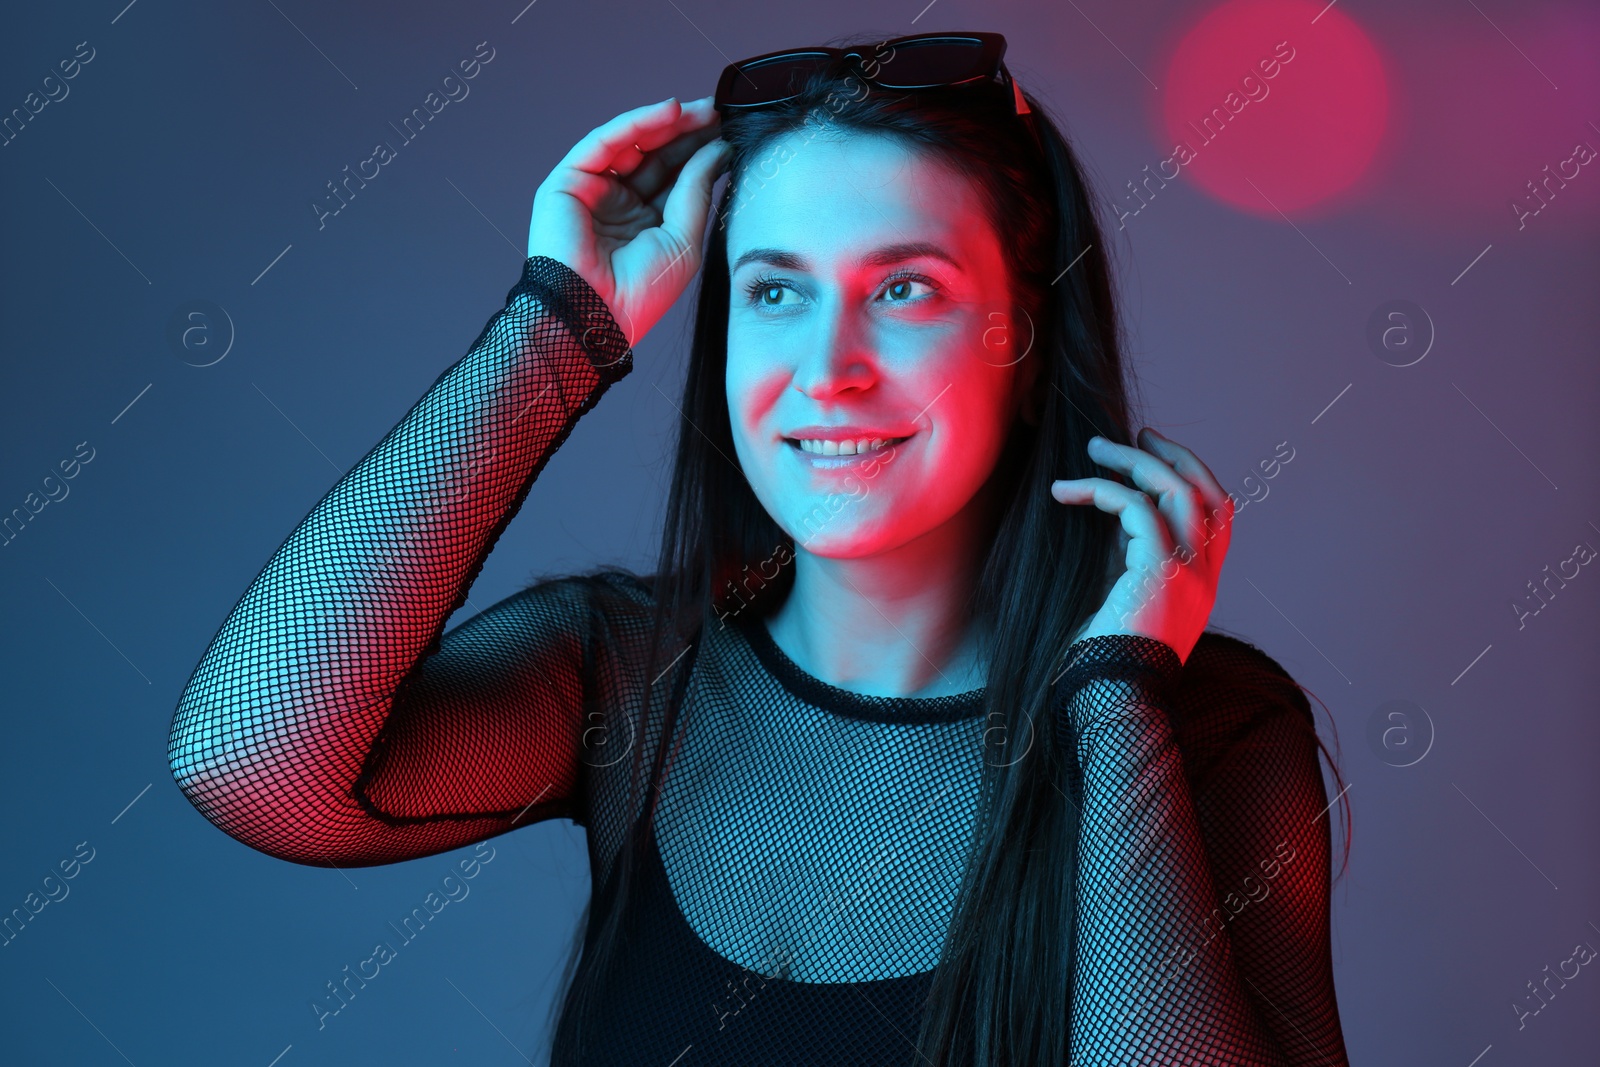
left=723, top=129, right=1040, bottom=701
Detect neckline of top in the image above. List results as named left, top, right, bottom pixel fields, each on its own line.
left=726, top=610, right=988, bottom=724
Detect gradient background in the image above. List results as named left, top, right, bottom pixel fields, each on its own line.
left=2, top=0, right=1596, bottom=1063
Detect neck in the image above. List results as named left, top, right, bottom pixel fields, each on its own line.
left=763, top=504, right=994, bottom=701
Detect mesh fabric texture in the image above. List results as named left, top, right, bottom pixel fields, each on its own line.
left=169, top=256, right=1349, bottom=1065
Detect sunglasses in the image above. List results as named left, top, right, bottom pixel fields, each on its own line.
left=713, top=31, right=1040, bottom=146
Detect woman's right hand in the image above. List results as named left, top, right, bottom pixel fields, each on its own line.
left=527, top=95, right=731, bottom=349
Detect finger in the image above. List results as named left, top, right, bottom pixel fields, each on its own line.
left=607, top=143, right=647, bottom=177
left=645, top=134, right=726, bottom=221
left=547, top=100, right=713, bottom=215
left=1087, top=436, right=1205, bottom=557
left=658, top=136, right=734, bottom=251
left=1138, top=427, right=1234, bottom=558
left=611, top=99, right=720, bottom=182
left=628, top=123, right=723, bottom=209
left=559, top=96, right=715, bottom=179
left=1051, top=476, right=1176, bottom=562
left=1137, top=428, right=1228, bottom=505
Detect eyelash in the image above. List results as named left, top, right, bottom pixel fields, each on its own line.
left=741, top=269, right=938, bottom=309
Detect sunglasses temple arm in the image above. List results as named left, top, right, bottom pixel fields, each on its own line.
left=1009, top=70, right=1032, bottom=116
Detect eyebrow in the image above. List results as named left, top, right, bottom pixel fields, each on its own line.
left=729, top=241, right=964, bottom=276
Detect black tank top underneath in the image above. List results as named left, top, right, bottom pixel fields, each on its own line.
left=573, top=817, right=935, bottom=1066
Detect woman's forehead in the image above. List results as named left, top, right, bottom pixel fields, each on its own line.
left=726, top=133, right=999, bottom=276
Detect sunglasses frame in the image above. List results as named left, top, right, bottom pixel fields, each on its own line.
left=713, top=31, right=1036, bottom=134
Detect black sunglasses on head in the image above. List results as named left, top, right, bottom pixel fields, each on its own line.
left=713, top=31, right=1039, bottom=146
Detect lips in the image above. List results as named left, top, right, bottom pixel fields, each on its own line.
left=787, top=435, right=910, bottom=456
left=783, top=422, right=918, bottom=448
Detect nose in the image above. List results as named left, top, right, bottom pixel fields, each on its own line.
left=791, top=296, right=877, bottom=399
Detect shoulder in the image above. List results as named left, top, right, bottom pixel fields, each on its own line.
left=1170, top=630, right=1319, bottom=778
left=579, top=566, right=658, bottom=605
left=519, top=566, right=656, bottom=611
left=489, top=567, right=659, bottom=655
left=1179, top=630, right=1312, bottom=722
left=552, top=566, right=671, bottom=664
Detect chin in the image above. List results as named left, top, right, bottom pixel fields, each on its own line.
left=784, top=510, right=899, bottom=558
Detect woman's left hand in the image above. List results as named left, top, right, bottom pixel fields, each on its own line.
left=1050, top=427, right=1234, bottom=665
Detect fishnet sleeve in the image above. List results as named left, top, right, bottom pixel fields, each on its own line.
left=167, top=256, right=632, bottom=868
left=1055, top=634, right=1348, bottom=1066
left=1173, top=639, right=1349, bottom=1064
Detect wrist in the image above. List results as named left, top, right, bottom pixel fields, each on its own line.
left=1052, top=633, right=1183, bottom=744
left=517, top=256, right=632, bottom=380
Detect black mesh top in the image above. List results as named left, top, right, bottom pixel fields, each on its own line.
left=168, top=256, right=1350, bottom=1065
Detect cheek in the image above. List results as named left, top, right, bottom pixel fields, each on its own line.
left=727, top=359, right=781, bottom=429
left=866, top=352, right=1015, bottom=528
left=917, top=354, right=1016, bottom=465
left=724, top=353, right=787, bottom=486
left=917, top=401, right=1007, bottom=505
left=722, top=329, right=1020, bottom=551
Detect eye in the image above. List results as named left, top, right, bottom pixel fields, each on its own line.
left=742, top=273, right=797, bottom=309
left=738, top=269, right=941, bottom=312
left=879, top=271, right=937, bottom=303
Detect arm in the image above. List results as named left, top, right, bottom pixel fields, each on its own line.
left=1171, top=638, right=1349, bottom=1065
left=167, top=256, right=632, bottom=868
left=1057, top=634, right=1342, bottom=1066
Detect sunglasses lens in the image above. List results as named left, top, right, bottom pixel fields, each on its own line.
left=722, top=52, right=832, bottom=106
left=873, top=38, right=989, bottom=88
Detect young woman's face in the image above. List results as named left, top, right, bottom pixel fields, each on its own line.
left=724, top=130, right=1038, bottom=559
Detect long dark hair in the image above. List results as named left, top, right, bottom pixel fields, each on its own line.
left=544, top=32, right=1351, bottom=1065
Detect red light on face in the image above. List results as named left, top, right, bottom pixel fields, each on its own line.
left=1157, top=0, right=1390, bottom=217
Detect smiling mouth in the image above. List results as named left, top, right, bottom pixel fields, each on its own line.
left=784, top=435, right=913, bottom=456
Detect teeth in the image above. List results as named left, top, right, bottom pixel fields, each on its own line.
left=795, top=437, right=901, bottom=455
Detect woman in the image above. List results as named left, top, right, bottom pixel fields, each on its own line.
left=169, top=30, right=1351, bottom=1066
